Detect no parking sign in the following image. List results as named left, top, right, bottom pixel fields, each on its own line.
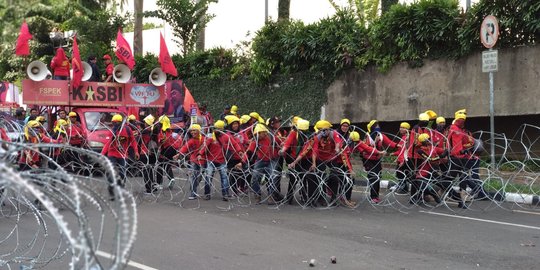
left=480, top=15, right=499, bottom=49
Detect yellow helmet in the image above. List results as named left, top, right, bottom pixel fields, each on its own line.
left=314, top=120, right=332, bottom=132
left=240, top=115, right=251, bottom=124
left=455, top=109, right=467, bottom=120
left=400, top=122, right=411, bottom=130
left=367, top=120, right=377, bottom=133
left=214, top=120, right=226, bottom=130
left=159, top=115, right=171, bottom=131
left=144, top=115, right=155, bottom=126
left=36, top=116, right=46, bottom=123
left=112, top=114, right=123, bottom=122
left=253, top=123, right=269, bottom=134
left=68, top=112, right=77, bottom=117
left=292, top=116, right=301, bottom=126
left=128, top=114, right=136, bottom=121
left=296, top=119, right=310, bottom=131
left=224, top=115, right=240, bottom=125
left=231, top=105, right=238, bottom=114
left=249, top=112, right=264, bottom=123
left=418, top=133, right=430, bottom=143
left=425, top=110, right=437, bottom=120
left=436, top=116, right=446, bottom=124
left=418, top=113, right=430, bottom=121
left=54, top=119, right=68, bottom=134
left=340, top=118, right=351, bottom=126
left=27, top=120, right=40, bottom=128
left=349, top=131, right=360, bottom=142
left=190, top=124, right=201, bottom=131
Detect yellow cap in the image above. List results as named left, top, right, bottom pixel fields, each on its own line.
left=253, top=123, right=269, bottom=134
left=436, top=116, right=446, bottom=124
left=292, top=116, right=301, bottom=126
left=214, top=120, right=226, bottom=130
left=400, top=122, right=411, bottom=130
left=112, top=114, right=123, bottom=122
left=190, top=124, right=201, bottom=131
left=297, top=119, right=310, bottom=131
left=249, top=112, right=264, bottom=123
left=36, top=116, right=46, bottom=122
left=159, top=115, right=171, bottom=131
left=68, top=112, right=77, bottom=117
left=231, top=105, right=238, bottom=114
left=367, top=120, right=377, bottom=133
left=418, top=133, right=430, bottom=143
left=128, top=114, right=136, bottom=121
left=144, top=115, right=155, bottom=126
left=27, top=120, right=40, bottom=128
left=240, top=115, right=251, bottom=124
left=418, top=113, right=429, bottom=121
left=425, top=110, right=437, bottom=120
left=224, top=115, right=240, bottom=125
left=340, top=118, right=351, bottom=126
left=349, top=131, right=360, bottom=142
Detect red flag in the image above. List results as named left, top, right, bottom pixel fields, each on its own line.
left=15, top=21, right=32, bottom=56
left=71, top=36, right=83, bottom=88
left=183, top=86, right=196, bottom=113
left=115, top=29, right=135, bottom=70
left=159, top=33, right=177, bottom=77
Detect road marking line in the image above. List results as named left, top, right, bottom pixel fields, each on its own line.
left=95, top=250, right=158, bottom=270
left=419, top=211, right=540, bottom=231
left=513, top=209, right=540, bottom=216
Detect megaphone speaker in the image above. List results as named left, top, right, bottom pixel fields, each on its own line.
left=82, top=61, right=92, bottom=81
left=113, top=64, right=131, bottom=83
left=27, top=61, right=50, bottom=81
left=149, top=68, right=166, bottom=86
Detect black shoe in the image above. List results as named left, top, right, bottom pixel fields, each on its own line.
left=458, top=202, right=468, bottom=209
left=222, top=197, right=229, bottom=202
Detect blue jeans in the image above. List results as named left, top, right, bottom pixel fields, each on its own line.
left=252, top=160, right=278, bottom=196
left=205, top=162, right=230, bottom=196
left=189, top=162, right=204, bottom=196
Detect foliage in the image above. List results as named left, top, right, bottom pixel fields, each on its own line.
left=327, top=0, right=381, bottom=26
left=144, top=0, right=217, bottom=56
left=250, top=9, right=367, bottom=84
left=364, top=0, right=462, bottom=72
left=185, top=71, right=332, bottom=123
left=124, top=22, right=163, bottom=33
left=0, top=0, right=129, bottom=82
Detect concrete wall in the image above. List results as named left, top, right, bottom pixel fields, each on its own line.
left=325, top=45, right=540, bottom=123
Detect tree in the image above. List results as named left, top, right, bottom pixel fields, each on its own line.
left=133, top=0, right=143, bottom=55
left=327, top=0, right=380, bottom=26
left=145, top=0, right=217, bottom=56
left=278, top=0, right=290, bottom=21
left=381, top=0, right=398, bottom=14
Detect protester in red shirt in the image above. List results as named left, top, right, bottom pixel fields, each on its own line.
left=156, top=115, right=180, bottom=189
left=175, top=124, right=206, bottom=199
left=224, top=115, right=247, bottom=196
left=101, top=114, right=138, bottom=200
left=103, top=54, right=114, bottom=82
left=50, top=48, right=70, bottom=80
left=363, top=120, right=395, bottom=203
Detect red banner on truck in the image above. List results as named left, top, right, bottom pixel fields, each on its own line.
left=70, top=81, right=125, bottom=107
left=125, top=83, right=166, bottom=108
left=22, top=79, right=70, bottom=105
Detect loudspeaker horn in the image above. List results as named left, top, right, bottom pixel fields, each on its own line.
left=149, top=68, right=166, bottom=86
left=82, top=61, right=92, bottom=81
left=27, top=61, right=50, bottom=81
left=113, top=64, right=131, bottom=83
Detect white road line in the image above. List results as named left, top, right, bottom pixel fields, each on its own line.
left=95, top=250, right=158, bottom=270
left=512, top=209, right=540, bottom=216
left=419, top=211, right=540, bottom=231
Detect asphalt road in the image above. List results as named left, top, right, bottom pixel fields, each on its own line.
left=2, top=183, right=540, bottom=270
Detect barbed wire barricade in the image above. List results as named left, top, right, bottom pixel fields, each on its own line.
left=0, top=136, right=137, bottom=269
left=0, top=117, right=539, bottom=267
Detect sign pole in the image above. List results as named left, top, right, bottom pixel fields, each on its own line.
left=480, top=15, right=499, bottom=168
left=488, top=53, right=495, bottom=168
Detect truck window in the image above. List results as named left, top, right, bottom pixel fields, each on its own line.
left=85, top=112, right=117, bottom=131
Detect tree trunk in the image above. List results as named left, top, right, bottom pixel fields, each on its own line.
left=195, top=0, right=205, bottom=52
left=278, top=0, right=290, bottom=21
left=133, top=0, right=144, bottom=56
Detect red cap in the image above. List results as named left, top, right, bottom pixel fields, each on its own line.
left=103, top=54, right=111, bottom=60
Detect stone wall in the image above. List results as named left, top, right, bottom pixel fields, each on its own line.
left=325, top=45, right=540, bottom=123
